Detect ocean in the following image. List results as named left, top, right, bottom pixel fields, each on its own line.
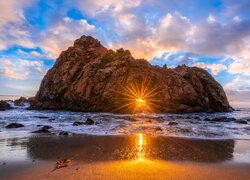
left=0, top=95, right=249, bottom=139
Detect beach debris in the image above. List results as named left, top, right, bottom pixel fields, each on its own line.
left=56, top=158, right=71, bottom=169
left=85, top=118, right=94, bottom=125
left=34, top=116, right=49, bottom=119
left=153, top=126, right=163, bottom=132
left=125, top=117, right=138, bottom=121
left=73, top=121, right=85, bottom=126
left=32, top=125, right=53, bottom=133
left=146, top=116, right=165, bottom=123
left=168, top=122, right=178, bottom=126
left=59, top=131, right=69, bottom=136
left=5, top=123, right=24, bottom=128
left=155, top=117, right=165, bottom=122
left=235, top=119, right=248, bottom=124
left=95, top=120, right=102, bottom=125
left=32, top=129, right=51, bottom=133
left=42, top=125, right=53, bottom=130
left=73, top=119, right=95, bottom=126
left=146, top=119, right=152, bottom=123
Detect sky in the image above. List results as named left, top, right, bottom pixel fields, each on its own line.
left=0, top=0, right=250, bottom=107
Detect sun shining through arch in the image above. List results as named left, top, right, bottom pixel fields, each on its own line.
left=111, top=77, right=164, bottom=114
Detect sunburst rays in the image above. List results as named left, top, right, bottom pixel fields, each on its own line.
left=112, top=77, right=163, bottom=113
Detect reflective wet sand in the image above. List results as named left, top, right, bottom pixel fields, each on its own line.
left=0, top=134, right=250, bottom=179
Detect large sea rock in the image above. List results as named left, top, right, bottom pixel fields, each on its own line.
left=30, top=35, right=232, bottom=113
left=0, top=101, right=11, bottom=111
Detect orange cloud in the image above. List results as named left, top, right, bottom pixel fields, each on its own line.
left=1, top=68, right=29, bottom=80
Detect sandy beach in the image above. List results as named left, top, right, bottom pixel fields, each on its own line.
left=4, top=158, right=250, bottom=180
left=1, top=133, right=250, bottom=179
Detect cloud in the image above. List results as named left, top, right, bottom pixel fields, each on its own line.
left=224, top=76, right=250, bottom=107
left=107, top=12, right=192, bottom=59
left=228, top=51, right=250, bottom=76
left=0, top=0, right=36, bottom=50
left=207, top=14, right=216, bottom=23
left=1, top=68, right=29, bottom=80
left=1, top=1, right=249, bottom=65
left=37, top=17, right=96, bottom=59
left=5, top=83, right=37, bottom=91
left=0, top=59, right=44, bottom=80
left=0, top=0, right=250, bottom=81
left=105, top=10, right=250, bottom=63
left=34, top=67, right=43, bottom=74
left=18, top=49, right=51, bottom=60
left=82, top=0, right=153, bottom=59
left=192, top=62, right=227, bottom=75
left=75, top=0, right=141, bottom=15
left=0, top=0, right=33, bottom=25
left=154, top=12, right=192, bottom=51
left=224, top=76, right=250, bottom=90
left=19, top=59, right=42, bottom=67
left=187, top=19, right=250, bottom=57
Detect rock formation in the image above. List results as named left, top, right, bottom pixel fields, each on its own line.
left=14, top=97, right=28, bottom=106
left=0, top=101, right=11, bottom=111
left=30, top=35, right=232, bottom=113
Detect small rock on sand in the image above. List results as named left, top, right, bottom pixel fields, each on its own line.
left=5, top=123, right=24, bottom=128
left=32, top=128, right=51, bottom=133
left=154, top=127, right=163, bottom=132
left=59, top=131, right=69, bottom=136
left=73, top=121, right=85, bottom=126
left=85, top=118, right=94, bottom=125
left=125, top=117, right=138, bottom=121
left=95, top=121, right=102, bottom=125
left=41, top=125, right=53, bottom=130
left=235, top=120, right=248, bottom=124
left=34, top=116, right=49, bottom=119
left=168, top=122, right=178, bottom=125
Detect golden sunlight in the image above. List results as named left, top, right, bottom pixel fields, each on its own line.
left=138, top=133, right=143, bottom=146
left=112, top=78, right=163, bottom=113
left=137, top=133, right=146, bottom=159
left=136, top=99, right=146, bottom=108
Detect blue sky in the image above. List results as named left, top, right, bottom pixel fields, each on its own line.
left=0, top=0, right=250, bottom=107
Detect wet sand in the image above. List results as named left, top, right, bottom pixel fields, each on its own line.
left=4, top=159, right=250, bottom=180
left=1, top=134, right=250, bottom=179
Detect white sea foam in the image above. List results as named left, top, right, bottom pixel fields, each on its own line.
left=0, top=104, right=249, bottom=139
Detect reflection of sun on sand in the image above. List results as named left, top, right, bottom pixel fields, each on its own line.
left=7, top=134, right=250, bottom=180
left=137, top=133, right=146, bottom=160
